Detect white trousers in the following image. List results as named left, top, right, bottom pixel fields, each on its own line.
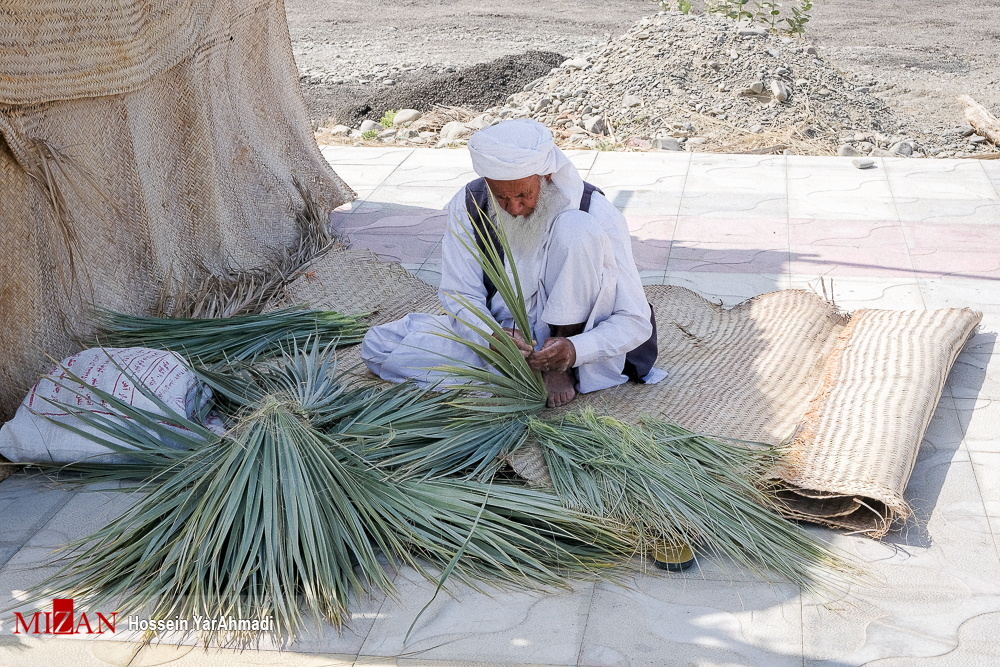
left=361, top=214, right=626, bottom=393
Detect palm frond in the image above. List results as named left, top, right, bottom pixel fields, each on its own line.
left=529, top=410, right=860, bottom=591
left=92, top=307, right=367, bottom=364
left=433, top=194, right=547, bottom=405
left=26, top=342, right=627, bottom=643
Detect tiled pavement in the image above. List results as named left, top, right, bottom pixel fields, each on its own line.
left=1, top=147, right=999, bottom=666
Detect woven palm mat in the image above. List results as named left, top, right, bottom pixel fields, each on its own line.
left=280, top=247, right=982, bottom=536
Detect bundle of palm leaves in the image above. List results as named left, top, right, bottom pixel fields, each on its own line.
left=92, top=307, right=367, bottom=364
left=28, top=341, right=624, bottom=642
left=25, top=205, right=859, bottom=643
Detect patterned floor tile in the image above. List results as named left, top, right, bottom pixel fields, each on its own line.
left=330, top=164, right=403, bottom=192
left=893, top=198, right=1000, bottom=225
left=675, top=215, right=788, bottom=246
left=322, top=146, right=414, bottom=166
left=396, top=147, right=474, bottom=171
left=918, top=278, right=1000, bottom=312
left=668, top=242, right=789, bottom=274
left=588, top=151, right=691, bottom=178
left=585, top=168, right=688, bottom=192
left=785, top=275, right=925, bottom=310
left=580, top=577, right=803, bottom=667
left=789, top=244, right=915, bottom=278
left=788, top=219, right=904, bottom=247
left=601, top=188, right=683, bottom=217
left=380, top=163, right=478, bottom=191
left=663, top=271, right=788, bottom=307
left=802, top=532, right=1000, bottom=667
left=367, top=185, right=461, bottom=210
left=566, top=149, right=600, bottom=176
left=626, top=215, right=676, bottom=241
left=884, top=159, right=999, bottom=200
left=684, top=154, right=787, bottom=194
left=903, top=221, right=1000, bottom=251
left=787, top=159, right=898, bottom=221
left=359, top=569, right=596, bottom=665
left=628, top=238, right=672, bottom=272
left=678, top=191, right=788, bottom=219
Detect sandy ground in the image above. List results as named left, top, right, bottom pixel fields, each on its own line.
left=285, top=0, right=1000, bottom=133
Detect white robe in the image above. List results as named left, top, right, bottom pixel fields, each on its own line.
left=360, top=187, right=653, bottom=394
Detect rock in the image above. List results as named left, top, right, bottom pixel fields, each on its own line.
left=870, top=147, right=898, bottom=158
left=805, top=45, right=818, bottom=55
left=569, top=133, right=589, bottom=144
left=398, top=128, right=420, bottom=139
left=889, top=141, right=913, bottom=156
left=393, top=109, right=422, bottom=126
left=775, top=66, right=790, bottom=76
left=626, top=137, right=652, bottom=150
left=563, top=57, right=590, bottom=70
left=970, top=135, right=988, bottom=144
left=623, top=94, right=642, bottom=108
left=584, top=116, right=607, bottom=135
left=534, top=97, right=551, bottom=113
left=767, top=48, right=782, bottom=58
left=795, top=78, right=809, bottom=87
left=652, top=136, right=682, bottom=151
left=440, top=121, right=471, bottom=141
left=750, top=124, right=764, bottom=134
left=750, top=81, right=765, bottom=94
left=360, top=119, right=382, bottom=133
left=852, top=158, right=875, bottom=169
left=770, top=80, right=791, bottom=102
left=837, top=144, right=860, bottom=157
left=739, top=27, right=768, bottom=36
left=329, top=125, right=351, bottom=136
left=687, top=137, right=708, bottom=145
left=467, top=114, right=493, bottom=130
left=378, top=129, right=396, bottom=139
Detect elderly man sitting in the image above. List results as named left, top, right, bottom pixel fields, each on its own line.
left=361, top=119, right=657, bottom=407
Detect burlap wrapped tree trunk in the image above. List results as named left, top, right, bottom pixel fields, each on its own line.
left=0, top=0, right=354, bottom=421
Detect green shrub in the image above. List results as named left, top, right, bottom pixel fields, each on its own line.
left=380, top=109, right=397, bottom=128
left=362, top=129, right=379, bottom=141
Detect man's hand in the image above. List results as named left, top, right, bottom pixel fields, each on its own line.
left=492, top=327, right=534, bottom=359
left=528, top=337, right=576, bottom=373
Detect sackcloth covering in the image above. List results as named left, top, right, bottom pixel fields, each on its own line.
left=279, top=246, right=981, bottom=536
left=0, top=0, right=354, bottom=424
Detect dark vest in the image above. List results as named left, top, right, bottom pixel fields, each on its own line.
left=462, top=177, right=658, bottom=382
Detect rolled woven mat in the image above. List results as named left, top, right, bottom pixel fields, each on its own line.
left=279, top=248, right=982, bottom=536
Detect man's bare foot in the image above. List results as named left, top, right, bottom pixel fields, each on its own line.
left=543, top=369, right=576, bottom=408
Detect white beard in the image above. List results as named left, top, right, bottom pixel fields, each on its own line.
left=489, top=177, right=569, bottom=262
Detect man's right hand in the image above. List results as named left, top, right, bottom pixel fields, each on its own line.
left=493, top=327, right=534, bottom=359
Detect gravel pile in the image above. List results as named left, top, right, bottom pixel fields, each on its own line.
left=316, top=11, right=999, bottom=158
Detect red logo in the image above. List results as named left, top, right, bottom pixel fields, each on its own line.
left=13, top=599, right=116, bottom=635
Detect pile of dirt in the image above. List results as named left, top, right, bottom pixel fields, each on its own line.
left=491, top=12, right=998, bottom=157
left=303, top=51, right=564, bottom=129
left=311, top=11, right=999, bottom=158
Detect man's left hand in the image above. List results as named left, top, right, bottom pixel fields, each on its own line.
left=528, top=337, right=576, bottom=373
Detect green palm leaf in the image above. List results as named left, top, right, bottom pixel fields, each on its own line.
left=92, top=307, right=367, bottom=364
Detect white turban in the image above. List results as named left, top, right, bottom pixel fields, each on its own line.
left=467, top=119, right=583, bottom=213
